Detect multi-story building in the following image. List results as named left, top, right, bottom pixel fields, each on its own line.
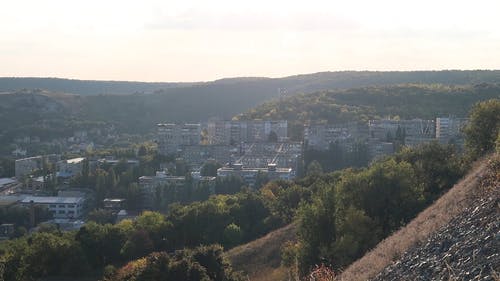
left=180, top=145, right=237, bottom=167
left=304, top=123, right=353, bottom=151
left=139, top=171, right=187, bottom=209
left=207, top=120, right=287, bottom=145
left=15, top=156, right=43, bottom=178
left=368, top=119, right=435, bottom=144
left=237, top=142, right=302, bottom=170
left=157, top=123, right=201, bottom=155
left=217, top=163, right=295, bottom=187
left=368, top=139, right=394, bottom=160
left=15, top=154, right=60, bottom=178
left=21, top=196, right=85, bottom=219
left=57, top=157, right=85, bottom=178
left=436, top=117, right=468, bottom=144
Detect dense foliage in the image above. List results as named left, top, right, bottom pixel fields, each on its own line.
left=292, top=142, right=467, bottom=275
left=464, top=99, right=500, bottom=158
left=238, top=84, right=500, bottom=140
left=103, top=245, right=243, bottom=281
left=0, top=179, right=309, bottom=280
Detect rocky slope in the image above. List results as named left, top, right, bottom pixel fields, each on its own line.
left=370, top=156, right=499, bottom=281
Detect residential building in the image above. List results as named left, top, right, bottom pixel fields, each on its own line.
left=207, top=120, right=287, bottom=145
left=436, top=117, right=468, bottom=144
left=368, top=139, right=394, bottom=160
left=180, top=145, right=237, bottom=167
left=138, top=171, right=186, bottom=209
left=103, top=198, right=126, bottom=210
left=304, top=122, right=369, bottom=151
left=217, top=163, right=295, bottom=187
left=21, top=196, right=85, bottom=219
left=369, top=119, right=435, bottom=142
left=15, top=156, right=42, bottom=178
left=237, top=142, right=302, bottom=170
left=157, top=123, right=201, bottom=155
left=305, top=123, right=352, bottom=151
left=14, top=154, right=60, bottom=178
left=57, top=157, right=85, bottom=178
left=0, top=178, right=21, bottom=192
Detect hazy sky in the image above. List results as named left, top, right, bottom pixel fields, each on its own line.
left=1, top=0, right=499, bottom=82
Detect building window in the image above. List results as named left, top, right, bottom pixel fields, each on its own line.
left=68, top=211, right=75, bottom=214
left=58, top=210, right=65, bottom=214
left=68, top=205, right=75, bottom=208
left=49, top=205, right=56, bottom=208
left=58, top=205, right=66, bottom=208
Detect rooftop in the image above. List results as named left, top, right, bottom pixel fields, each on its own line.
left=0, top=178, right=18, bottom=186
left=65, top=157, right=85, bottom=164
left=21, top=196, right=84, bottom=204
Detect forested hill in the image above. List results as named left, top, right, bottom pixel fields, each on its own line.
left=237, top=83, right=500, bottom=139
left=1, top=70, right=500, bottom=96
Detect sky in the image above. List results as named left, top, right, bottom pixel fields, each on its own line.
left=1, top=0, right=499, bottom=82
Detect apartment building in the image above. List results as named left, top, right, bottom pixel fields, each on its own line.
left=157, top=123, right=201, bottom=155
left=21, top=196, right=85, bottom=219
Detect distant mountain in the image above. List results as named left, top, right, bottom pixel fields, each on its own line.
left=1, top=70, right=499, bottom=96
left=1, top=71, right=499, bottom=141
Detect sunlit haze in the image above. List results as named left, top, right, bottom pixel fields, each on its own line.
left=1, top=0, right=499, bottom=82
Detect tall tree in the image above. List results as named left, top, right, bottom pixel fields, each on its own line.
left=464, top=99, right=500, bottom=158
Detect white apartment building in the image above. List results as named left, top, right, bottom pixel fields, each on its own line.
left=21, top=196, right=85, bottom=219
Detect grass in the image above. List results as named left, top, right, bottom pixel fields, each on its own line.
left=225, top=223, right=298, bottom=281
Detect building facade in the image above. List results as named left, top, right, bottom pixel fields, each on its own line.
left=21, top=196, right=85, bottom=219
left=217, top=163, right=295, bottom=187
left=436, top=117, right=468, bottom=144
left=207, top=120, right=288, bottom=145
left=157, top=123, right=201, bottom=155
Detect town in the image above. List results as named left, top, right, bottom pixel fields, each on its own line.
left=0, top=116, right=468, bottom=238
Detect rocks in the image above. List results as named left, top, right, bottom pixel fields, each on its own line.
left=371, top=182, right=499, bottom=281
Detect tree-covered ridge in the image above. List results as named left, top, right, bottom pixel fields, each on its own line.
left=237, top=84, right=500, bottom=139
left=2, top=70, right=500, bottom=96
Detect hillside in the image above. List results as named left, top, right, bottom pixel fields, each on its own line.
left=226, top=223, right=297, bottom=281
left=223, top=154, right=499, bottom=281
left=1, top=83, right=499, bottom=141
left=238, top=83, right=500, bottom=139
left=2, top=70, right=500, bottom=96
left=339, top=154, right=499, bottom=281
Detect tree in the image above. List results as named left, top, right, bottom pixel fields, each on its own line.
left=222, top=223, right=242, bottom=249
left=200, top=161, right=222, bottom=177
left=87, top=209, right=115, bottom=224
left=464, top=99, right=500, bottom=158
left=306, top=160, right=323, bottom=176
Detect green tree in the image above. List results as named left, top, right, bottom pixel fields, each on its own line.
left=306, top=160, right=323, bottom=176
left=464, top=99, right=500, bottom=158
left=200, top=161, right=222, bottom=177
left=222, top=223, right=243, bottom=249
left=87, top=209, right=115, bottom=224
